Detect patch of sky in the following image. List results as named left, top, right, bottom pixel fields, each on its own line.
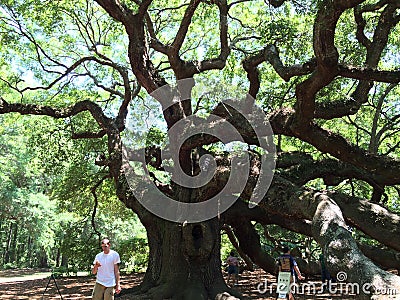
left=124, top=97, right=167, bottom=149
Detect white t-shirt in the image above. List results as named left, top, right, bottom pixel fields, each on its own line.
left=93, top=250, right=121, bottom=287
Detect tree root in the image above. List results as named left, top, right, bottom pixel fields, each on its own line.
left=119, top=280, right=243, bottom=300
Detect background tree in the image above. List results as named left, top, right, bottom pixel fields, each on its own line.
left=0, top=113, right=146, bottom=272
left=1, top=0, right=400, bottom=299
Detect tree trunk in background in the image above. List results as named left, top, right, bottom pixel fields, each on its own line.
left=27, top=235, right=32, bottom=267
left=4, top=222, right=13, bottom=265
left=56, top=247, right=61, bottom=267
left=10, top=223, right=17, bottom=263
left=61, top=255, right=68, bottom=267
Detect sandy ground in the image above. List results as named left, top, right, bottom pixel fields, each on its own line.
left=0, top=268, right=359, bottom=299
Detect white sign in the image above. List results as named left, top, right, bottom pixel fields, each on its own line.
left=277, top=271, right=291, bottom=298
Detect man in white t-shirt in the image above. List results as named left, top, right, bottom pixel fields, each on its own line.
left=91, top=238, right=121, bottom=300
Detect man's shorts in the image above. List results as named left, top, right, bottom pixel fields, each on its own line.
left=92, top=282, right=115, bottom=300
left=228, top=265, right=238, bottom=275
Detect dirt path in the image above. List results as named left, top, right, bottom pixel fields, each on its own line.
left=0, top=270, right=143, bottom=300
left=0, top=269, right=51, bottom=283
left=0, top=269, right=356, bottom=299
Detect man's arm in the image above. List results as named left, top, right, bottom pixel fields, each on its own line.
left=92, top=260, right=101, bottom=275
left=114, top=263, right=121, bottom=294
left=294, top=265, right=305, bottom=280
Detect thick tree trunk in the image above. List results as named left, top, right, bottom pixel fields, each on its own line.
left=123, top=215, right=240, bottom=299
left=358, top=244, right=400, bottom=272
left=334, top=195, right=400, bottom=252
left=115, top=149, right=241, bottom=299
left=312, top=194, right=400, bottom=300
left=240, top=177, right=400, bottom=299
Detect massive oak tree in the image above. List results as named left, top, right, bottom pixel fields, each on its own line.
left=1, top=0, right=400, bottom=299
